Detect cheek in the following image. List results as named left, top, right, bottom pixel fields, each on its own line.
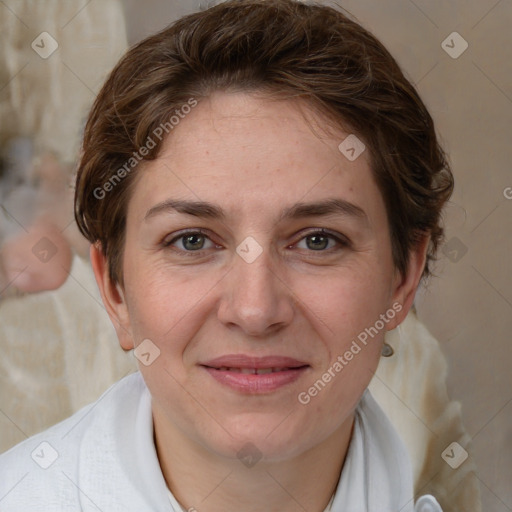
left=123, top=259, right=218, bottom=352
left=293, top=267, right=390, bottom=391
left=296, top=276, right=387, bottom=426
left=296, top=265, right=392, bottom=339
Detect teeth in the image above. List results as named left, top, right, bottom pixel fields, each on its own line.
left=215, top=367, right=290, bottom=374
left=255, top=368, right=273, bottom=375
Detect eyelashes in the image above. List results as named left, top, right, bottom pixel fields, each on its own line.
left=163, top=229, right=217, bottom=253
left=293, top=229, right=348, bottom=252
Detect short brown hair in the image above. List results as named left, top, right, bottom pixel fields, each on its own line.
left=74, top=0, right=453, bottom=285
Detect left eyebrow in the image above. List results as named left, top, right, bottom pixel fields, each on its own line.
left=144, top=197, right=369, bottom=226
left=279, top=198, right=369, bottom=226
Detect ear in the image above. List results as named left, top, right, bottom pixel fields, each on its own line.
left=386, top=232, right=430, bottom=330
left=90, top=243, right=134, bottom=351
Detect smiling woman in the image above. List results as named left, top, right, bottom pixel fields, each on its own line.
left=0, top=1, right=456, bottom=511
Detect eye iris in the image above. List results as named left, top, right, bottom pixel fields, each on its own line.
left=183, top=233, right=204, bottom=250
left=306, top=234, right=329, bottom=250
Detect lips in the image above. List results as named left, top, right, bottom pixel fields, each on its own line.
left=201, top=355, right=309, bottom=393
left=202, top=354, right=308, bottom=370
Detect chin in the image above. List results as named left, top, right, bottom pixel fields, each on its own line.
left=205, top=413, right=319, bottom=463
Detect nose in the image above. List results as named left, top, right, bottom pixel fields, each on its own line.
left=217, top=243, right=294, bottom=337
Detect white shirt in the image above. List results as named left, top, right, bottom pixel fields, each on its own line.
left=0, top=372, right=442, bottom=511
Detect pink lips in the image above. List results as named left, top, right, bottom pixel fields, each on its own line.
left=201, top=354, right=309, bottom=393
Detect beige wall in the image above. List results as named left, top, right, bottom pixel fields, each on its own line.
left=123, top=1, right=512, bottom=509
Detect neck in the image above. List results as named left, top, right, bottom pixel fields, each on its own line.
left=153, top=408, right=355, bottom=512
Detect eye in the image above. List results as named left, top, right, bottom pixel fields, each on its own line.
left=294, top=229, right=348, bottom=252
left=162, top=228, right=349, bottom=257
left=163, top=230, right=217, bottom=252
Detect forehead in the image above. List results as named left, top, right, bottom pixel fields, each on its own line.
left=128, top=91, right=384, bottom=225
left=160, top=91, right=357, bottom=174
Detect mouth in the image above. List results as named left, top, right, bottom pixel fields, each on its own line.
left=210, top=366, right=304, bottom=374
left=200, top=355, right=310, bottom=393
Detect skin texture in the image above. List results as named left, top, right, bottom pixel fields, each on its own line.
left=91, top=91, right=429, bottom=512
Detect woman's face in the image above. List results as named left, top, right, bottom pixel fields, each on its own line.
left=98, top=91, right=419, bottom=462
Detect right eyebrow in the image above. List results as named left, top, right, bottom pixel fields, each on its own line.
left=144, top=199, right=226, bottom=222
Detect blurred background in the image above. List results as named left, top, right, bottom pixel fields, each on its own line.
left=0, top=0, right=510, bottom=510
